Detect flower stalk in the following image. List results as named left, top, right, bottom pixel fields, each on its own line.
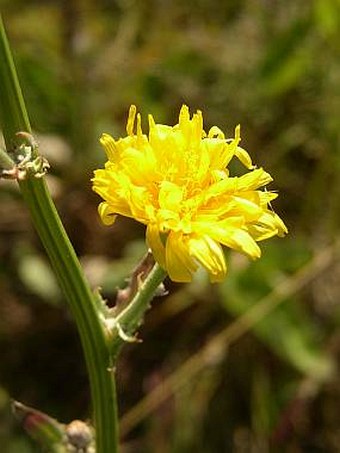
left=0, top=15, right=119, bottom=453
left=111, top=262, right=167, bottom=356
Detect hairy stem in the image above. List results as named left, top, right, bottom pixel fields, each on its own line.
left=112, top=264, right=167, bottom=356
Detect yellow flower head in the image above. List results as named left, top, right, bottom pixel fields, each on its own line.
left=92, top=105, right=287, bottom=282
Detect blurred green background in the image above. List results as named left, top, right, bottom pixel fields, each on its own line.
left=0, top=0, right=340, bottom=451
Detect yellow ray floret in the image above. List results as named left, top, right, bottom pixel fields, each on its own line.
left=92, top=105, right=287, bottom=282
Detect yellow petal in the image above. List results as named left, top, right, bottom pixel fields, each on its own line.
left=126, top=105, right=137, bottom=135
left=230, top=196, right=263, bottom=220
left=191, top=110, right=204, bottom=147
left=158, top=181, right=184, bottom=211
left=165, top=232, right=198, bottom=282
left=129, top=186, right=151, bottom=222
left=237, top=168, right=273, bottom=191
left=259, top=191, right=278, bottom=205
left=146, top=223, right=166, bottom=269
left=273, top=212, right=288, bottom=236
left=249, top=211, right=288, bottom=241
left=98, top=202, right=117, bottom=226
left=178, top=105, right=190, bottom=129
left=100, top=133, right=116, bottom=161
left=208, top=225, right=261, bottom=259
left=188, top=235, right=227, bottom=282
left=235, top=146, right=254, bottom=169
left=208, top=126, right=225, bottom=139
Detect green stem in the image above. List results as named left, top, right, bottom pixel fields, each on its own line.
left=112, top=264, right=167, bottom=355
left=0, top=15, right=118, bottom=453
left=0, top=147, right=15, bottom=169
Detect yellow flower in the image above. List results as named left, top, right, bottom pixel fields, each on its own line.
left=92, top=105, right=287, bottom=282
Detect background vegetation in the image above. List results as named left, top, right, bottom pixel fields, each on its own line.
left=0, top=0, right=339, bottom=451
